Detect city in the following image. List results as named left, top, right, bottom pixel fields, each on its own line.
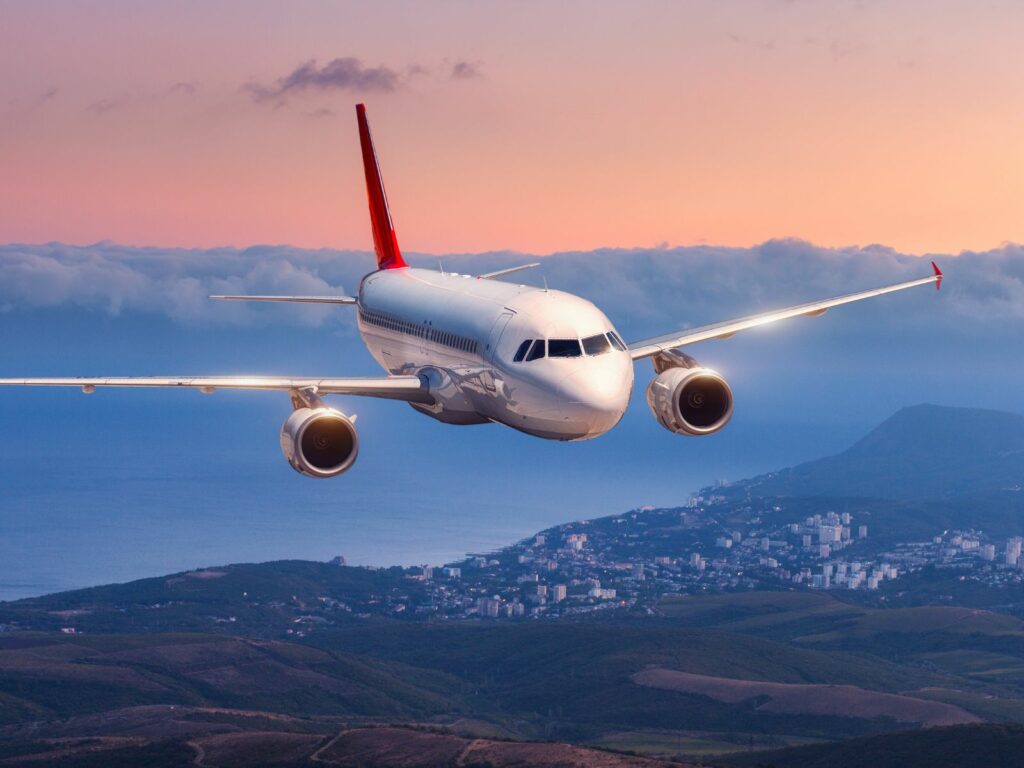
left=280, top=491, right=1024, bottom=632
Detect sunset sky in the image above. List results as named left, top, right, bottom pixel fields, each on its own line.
left=3, top=0, right=1023, bottom=255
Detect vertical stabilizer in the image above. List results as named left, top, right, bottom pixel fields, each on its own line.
left=356, top=104, right=407, bottom=270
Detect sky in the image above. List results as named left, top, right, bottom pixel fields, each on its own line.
left=3, top=1, right=1024, bottom=255
left=1, top=2, right=1023, bottom=596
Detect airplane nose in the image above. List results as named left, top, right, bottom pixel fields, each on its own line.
left=559, top=360, right=631, bottom=435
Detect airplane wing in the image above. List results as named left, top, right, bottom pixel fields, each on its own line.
left=209, top=295, right=357, bottom=304
left=0, top=375, right=431, bottom=402
left=628, top=262, right=942, bottom=361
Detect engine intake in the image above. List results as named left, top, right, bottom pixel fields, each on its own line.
left=646, top=366, right=733, bottom=436
left=280, top=407, right=359, bottom=478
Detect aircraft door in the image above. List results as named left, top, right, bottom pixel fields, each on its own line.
left=486, top=311, right=516, bottom=365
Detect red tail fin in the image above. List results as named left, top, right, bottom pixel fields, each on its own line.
left=356, top=104, right=406, bottom=270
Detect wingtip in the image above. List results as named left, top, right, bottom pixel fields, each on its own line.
left=931, top=260, right=943, bottom=290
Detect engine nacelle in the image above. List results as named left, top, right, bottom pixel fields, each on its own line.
left=280, top=407, right=359, bottom=478
left=646, top=366, right=734, bottom=436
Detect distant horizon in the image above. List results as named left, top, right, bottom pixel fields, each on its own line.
left=1, top=236, right=1014, bottom=261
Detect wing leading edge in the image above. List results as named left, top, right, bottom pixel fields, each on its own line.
left=628, top=262, right=943, bottom=361
left=0, top=375, right=431, bottom=402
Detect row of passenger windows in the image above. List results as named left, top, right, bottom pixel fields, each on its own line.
left=359, top=308, right=479, bottom=354
left=512, top=331, right=628, bottom=362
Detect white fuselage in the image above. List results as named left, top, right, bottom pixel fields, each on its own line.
left=356, top=268, right=633, bottom=440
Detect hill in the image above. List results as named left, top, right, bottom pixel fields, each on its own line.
left=0, top=709, right=690, bottom=767
left=658, top=591, right=1024, bottom=723
left=0, top=633, right=461, bottom=725
left=738, top=404, right=1024, bottom=500
left=0, top=622, right=973, bottom=742
left=0, top=560, right=427, bottom=636
left=723, top=722, right=1024, bottom=768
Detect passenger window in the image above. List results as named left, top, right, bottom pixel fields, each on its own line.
left=525, top=339, right=546, bottom=361
left=548, top=339, right=582, bottom=358
left=606, top=331, right=628, bottom=351
left=513, top=340, right=532, bottom=362
left=582, top=334, right=611, bottom=356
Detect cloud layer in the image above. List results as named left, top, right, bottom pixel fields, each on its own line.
left=0, top=240, right=1019, bottom=339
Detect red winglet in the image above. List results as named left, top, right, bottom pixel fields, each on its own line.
left=931, top=260, right=943, bottom=291
left=356, top=104, right=406, bottom=270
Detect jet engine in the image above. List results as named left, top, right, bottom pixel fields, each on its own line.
left=646, top=352, right=733, bottom=436
left=280, top=407, right=359, bottom=478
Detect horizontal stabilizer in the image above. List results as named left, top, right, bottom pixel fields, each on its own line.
left=209, top=295, right=357, bottom=305
left=476, top=263, right=542, bottom=280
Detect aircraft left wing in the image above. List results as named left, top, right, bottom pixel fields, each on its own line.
left=628, top=262, right=942, bottom=361
left=0, top=375, right=431, bottom=402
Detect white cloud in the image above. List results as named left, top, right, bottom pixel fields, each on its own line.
left=0, top=239, right=1019, bottom=333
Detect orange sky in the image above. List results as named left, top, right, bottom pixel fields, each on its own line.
left=2, top=0, right=1023, bottom=255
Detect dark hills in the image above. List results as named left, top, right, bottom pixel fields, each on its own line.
left=0, top=709, right=690, bottom=767
left=740, top=404, right=1024, bottom=500
left=724, top=722, right=1024, bottom=768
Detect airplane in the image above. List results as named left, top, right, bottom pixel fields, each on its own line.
left=0, top=104, right=944, bottom=478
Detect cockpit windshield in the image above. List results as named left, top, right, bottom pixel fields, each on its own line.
left=548, top=339, right=583, bottom=358
left=514, top=332, right=625, bottom=361
left=606, top=331, right=628, bottom=352
left=582, top=334, right=611, bottom=356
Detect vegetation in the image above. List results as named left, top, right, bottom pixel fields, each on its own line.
left=723, top=723, right=1024, bottom=768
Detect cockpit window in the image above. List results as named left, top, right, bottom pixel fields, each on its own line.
left=582, top=333, right=612, bottom=356
left=606, top=331, right=628, bottom=351
left=525, top=339, right=546, bottom=361
left=548, top=339, right=583, bottom=358
left=513, top=339, right=532, bottom=362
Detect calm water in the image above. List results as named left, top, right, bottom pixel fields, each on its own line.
left=0, top=401, right=864, bottom=602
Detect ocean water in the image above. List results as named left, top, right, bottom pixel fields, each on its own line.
left=0, top=387, right=865, bottom=602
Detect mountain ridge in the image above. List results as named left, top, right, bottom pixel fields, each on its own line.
left=733, top=403, right=1024, bottom=500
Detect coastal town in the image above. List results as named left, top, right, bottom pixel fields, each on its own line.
left=294, top=491, right=1024, bottom=627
